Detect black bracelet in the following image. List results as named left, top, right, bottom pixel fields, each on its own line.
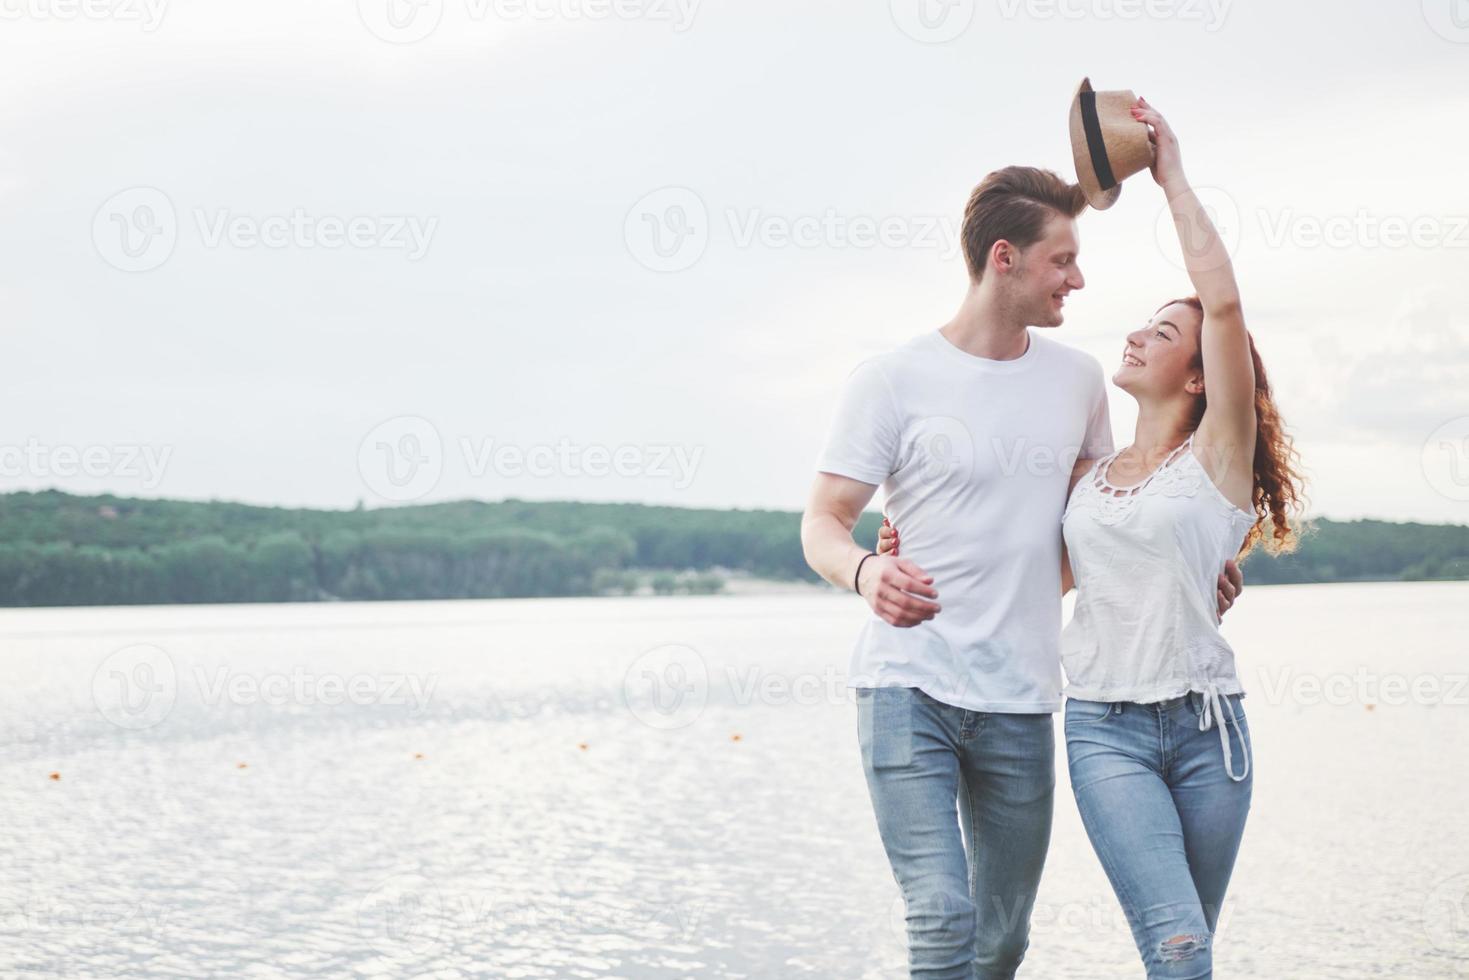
left=854, top=551, right=879, bottom=596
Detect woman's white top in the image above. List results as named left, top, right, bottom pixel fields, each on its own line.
left=1061, top=431, right=1256, bottom=780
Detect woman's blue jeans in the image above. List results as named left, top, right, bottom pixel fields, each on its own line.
left=856, top=685, right=1055, bottom=979
left=1064, top=692, right=1253, bottom=979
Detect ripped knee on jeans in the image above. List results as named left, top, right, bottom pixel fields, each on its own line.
left=1158, top=933, right=1210, bottom=962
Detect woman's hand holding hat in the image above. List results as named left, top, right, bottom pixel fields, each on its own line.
left=1130, top=96, right=1188, bottom=192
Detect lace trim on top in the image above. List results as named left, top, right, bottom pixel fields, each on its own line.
left=1080, top=433, right=1200, bottom=526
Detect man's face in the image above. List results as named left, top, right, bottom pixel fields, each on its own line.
left=1011, top=214, right=1084, bottom=328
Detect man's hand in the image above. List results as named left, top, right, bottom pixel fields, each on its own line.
left=1216, top=558, right=1244, bottom=621
left=859, top=554, right=940, bottom=628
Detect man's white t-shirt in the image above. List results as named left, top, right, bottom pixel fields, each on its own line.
left=817, top=327, right=1114, bottom=713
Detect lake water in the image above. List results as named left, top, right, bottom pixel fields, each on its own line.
left=2, top=583, right=1467, bottom=978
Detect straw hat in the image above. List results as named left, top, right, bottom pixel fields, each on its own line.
left=1068, top=77, right=1154, bottom=210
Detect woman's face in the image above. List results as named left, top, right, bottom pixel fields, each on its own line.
left=1112, top=301, right=1204, bottom=399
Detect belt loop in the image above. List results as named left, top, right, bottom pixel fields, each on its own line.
left=1114, top=701, right=1124, bottom=715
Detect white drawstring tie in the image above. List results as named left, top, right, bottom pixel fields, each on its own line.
left=1199, top=683, right=1250, bottom=782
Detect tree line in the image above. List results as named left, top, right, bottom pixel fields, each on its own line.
left=0, top=490, right=1463, bottom=606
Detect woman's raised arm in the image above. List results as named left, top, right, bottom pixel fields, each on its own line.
left=1135, top=97, right=1257, bottom=446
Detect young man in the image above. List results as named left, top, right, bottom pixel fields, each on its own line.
left=799, top=167, right=1242, bottom=979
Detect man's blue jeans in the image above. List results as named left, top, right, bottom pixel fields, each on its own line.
left=1064, top=693, right=1253, bottom=979
left=856, top=685, right=1055, bottom=979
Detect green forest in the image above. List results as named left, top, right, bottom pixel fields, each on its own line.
left=0, top=490, right=1465, bottom=607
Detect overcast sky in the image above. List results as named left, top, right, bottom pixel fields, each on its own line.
left=3, top=0, right=1467, bottom=522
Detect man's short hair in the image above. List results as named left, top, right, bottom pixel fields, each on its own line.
left=961, top=166, right=1087, bottom=281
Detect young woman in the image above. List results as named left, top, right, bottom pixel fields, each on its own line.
left=879, top=97, right=1306, bottom=977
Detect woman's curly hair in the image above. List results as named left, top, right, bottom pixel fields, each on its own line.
left=1164, top=296, right=1310, bottom=558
